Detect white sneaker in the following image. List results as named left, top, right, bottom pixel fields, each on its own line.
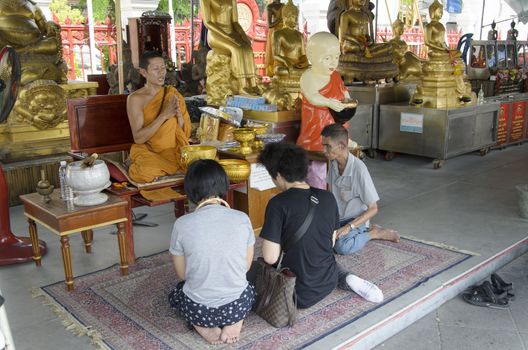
left=346, top=274, right=384, bottom=303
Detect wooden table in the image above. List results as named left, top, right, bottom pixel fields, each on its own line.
left=19, top=191, right=129, bottom=291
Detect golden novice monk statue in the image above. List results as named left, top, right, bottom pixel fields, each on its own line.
left=411, top=0, right=475, bottom=108
left=389, top=18, right=424, bottom=81
left=265, top=0, right=284, bottom=77
left=338, top=0, right=398, bottom=83
left=272, top=0, right=309, bottom=91
left=0, top=0, right=67, bottom=86
left=201, top=0, right=260, bottom=105
left=127, top=51, right=192, bottom=183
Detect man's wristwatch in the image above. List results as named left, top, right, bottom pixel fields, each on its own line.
left=348, top=222, right=356, bottom=230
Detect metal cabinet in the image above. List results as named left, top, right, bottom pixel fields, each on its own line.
left=378, top=102, right=500, bottom=168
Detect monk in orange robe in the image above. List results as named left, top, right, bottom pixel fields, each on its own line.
left=127, top=51, right=191, bottom=183
left=297, top=70, right=348, bottom=152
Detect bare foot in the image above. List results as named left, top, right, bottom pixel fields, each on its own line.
left=221, top=320, right=244, bottom=344
left=370, top=225, right=400, bottom=243
left=194, top=325, right=222, bottom=345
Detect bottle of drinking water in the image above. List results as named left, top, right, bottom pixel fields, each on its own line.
left=477, top=84, right=485, bottom=105
left=59, top=161, right=74, bottom=201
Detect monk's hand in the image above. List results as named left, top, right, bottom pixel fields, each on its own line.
left=328, top=99, right=346, bottom=112
left=173, top=98, right=184, bottom=128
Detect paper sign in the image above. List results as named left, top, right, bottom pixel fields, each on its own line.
left=249, top=163, right=276, bottom=191
left=400, top=112, right=424, bottom=133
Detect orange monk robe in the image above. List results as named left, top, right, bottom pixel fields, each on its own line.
left=128, top=86, right=192, bottom=183
left=297, top=71, right=348, bottom=152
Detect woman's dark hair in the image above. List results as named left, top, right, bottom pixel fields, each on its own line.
left=258, top=143, right=308, bottom=182
left=139, top=50, right=163, bottom=70
left=184, top=159, right=229, bottom=204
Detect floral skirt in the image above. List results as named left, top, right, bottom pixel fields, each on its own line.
left=168, top=281, right=256, bottom=328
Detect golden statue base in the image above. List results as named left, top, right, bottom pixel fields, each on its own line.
left=413, top=59, right=476, bottom=109
left=243, top=109, right=300, bottom=123
left=1, top=82, right=98, bottom=162
left=339, top=59, right=399, bottom=84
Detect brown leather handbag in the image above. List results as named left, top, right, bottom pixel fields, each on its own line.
left=254, top=190, right=319, bottom=328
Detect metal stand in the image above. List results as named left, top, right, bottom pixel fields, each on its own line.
left=132, top=211, right=158, bottom=227
left=0, top=164, right=47, bottom=265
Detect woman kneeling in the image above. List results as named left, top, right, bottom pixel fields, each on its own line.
left=168, top=160, right=255, bottom=344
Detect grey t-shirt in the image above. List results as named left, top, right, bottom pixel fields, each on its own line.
left=169, top=204, right=255, bottom=308
left=327, top=154, right=379, bottom=220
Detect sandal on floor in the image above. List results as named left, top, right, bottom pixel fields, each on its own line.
left=491, top=273, right=515, bottom=301
left=462, top=281, right=509, bottom=309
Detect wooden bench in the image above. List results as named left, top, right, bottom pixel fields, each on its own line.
left=67, top=94, right=243, bottom=264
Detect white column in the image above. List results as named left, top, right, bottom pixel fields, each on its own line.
left=86, top=0, right=98, bottom=75
left=168, top=0, right=177, bottom=64
left=34, top=0, right=53, bottom=21
left=301, top=0, right=331, bottom=35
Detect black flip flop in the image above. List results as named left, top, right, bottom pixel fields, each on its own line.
left=491, top=273, right=515, bottom=301
left=462, top=281, right=509, bottom=309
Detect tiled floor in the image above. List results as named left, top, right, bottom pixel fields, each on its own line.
left=1, top=143, right=527, bottom=350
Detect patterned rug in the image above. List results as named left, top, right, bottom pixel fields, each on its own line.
left=34, top=238, right=471, bottom=350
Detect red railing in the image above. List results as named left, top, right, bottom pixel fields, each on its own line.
left=60, top=24, right=117, bottom=81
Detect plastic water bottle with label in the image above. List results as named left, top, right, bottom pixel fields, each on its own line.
left=58, top=161, right=74, bottom=201
left=477, top=84, right=485, bottom=105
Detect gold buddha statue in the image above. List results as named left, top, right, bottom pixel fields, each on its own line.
left=337, top=0, right=398, bottom=83
left=411, top=0, right=475, bottom=108
left=201, top=0, right=260, bottom=104
left=0, top=0, right=67, bottom=86
left=272, top=0, right=309, bottom=89
left=389, top=18, right=423, bottom=81
left=265, top=0, right=284, bottom=77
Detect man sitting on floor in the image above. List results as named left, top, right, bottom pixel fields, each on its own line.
left=127, top=51, right=192, bottom=183
left=321, top=124, right=400, bottom=255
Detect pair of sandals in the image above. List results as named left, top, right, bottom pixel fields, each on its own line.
left=462, top=273, right=514, bottom=309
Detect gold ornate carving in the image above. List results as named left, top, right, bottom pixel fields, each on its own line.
left=12, top=80, right=67, bottom=130
left=205, top=51, right=236, bottom=106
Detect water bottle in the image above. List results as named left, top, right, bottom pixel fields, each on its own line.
left=477, top=85, right=485, bottom=105
left=59, top=161, right=74, bottom=201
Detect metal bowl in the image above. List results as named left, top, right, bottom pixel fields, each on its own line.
left=329, top=99, right=358, bottom=125
left=218, top=159, right=251, bottom=182
left=181, top=145, right=217, bottom=166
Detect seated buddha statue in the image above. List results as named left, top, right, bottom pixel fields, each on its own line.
left=338, top=0, right=398, bottom=83
left=389, top=18, right=423, bottom=81
left=201, top=0, right=260, bottom=104
left=272, top=0, right=309, bottom=90
left=0, top=0, right=67, bottom=86
left=411, top=0, right=474, bottom=108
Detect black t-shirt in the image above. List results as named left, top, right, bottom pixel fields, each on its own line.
left=260, top=187, right=340, bottom=308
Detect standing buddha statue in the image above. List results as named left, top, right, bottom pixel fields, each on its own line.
left=337, top=0, right=398, bottom=83
left=507, top=20, right=518, bottom=41
left=411, top=0, right=475, bottom=108
left=487, top=20, right=498, bottom=41
left=265, top=0, right=284, bottom=77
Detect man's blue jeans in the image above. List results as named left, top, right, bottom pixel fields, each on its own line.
left=334, top=218, right=370, bottom=255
